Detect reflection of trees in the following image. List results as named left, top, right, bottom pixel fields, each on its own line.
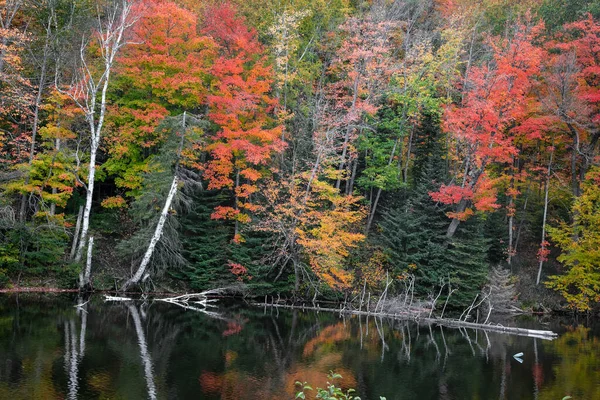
left=1, top=296, right=600, bottom=400
left=64, top=300, right=87, bottom=400
left=127, top=304, right=157, bottom=400
left=539, top=326, right=600, bottom=400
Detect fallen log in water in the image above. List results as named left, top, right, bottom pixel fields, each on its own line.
left=423, top=317, right=558, bottom=340
left=252, top=301, right=558, bottom=340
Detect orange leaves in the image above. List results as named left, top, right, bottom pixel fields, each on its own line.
left=211, top=206, right=241, bottom=221
left=258, top=176, right=365, bottom=290
left=227, top=261, right=252, bottom=281
left=200, top=3, right=284, bottom=231
left=101, top=196, right=127, bottom=209
left=472, top=175, right=500, bottom=212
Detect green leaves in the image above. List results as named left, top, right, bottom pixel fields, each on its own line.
left=296, top=372, right=363, bottom=400
left=546, top=168, right=600, bottom=311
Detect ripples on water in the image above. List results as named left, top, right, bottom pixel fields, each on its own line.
left=0, top=294, right=598, bottom=399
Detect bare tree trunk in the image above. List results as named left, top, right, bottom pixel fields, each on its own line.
left=234, top=167, right=240, bottom=239
left=365, top=139, right=399, bottom=235
left=346, top=156, right=358, bottom=195
left=79, top=236, right=93, bottom=290
left=293, top=258, right=300, bottom=292
left=122, top=175, right=178, bottom=291
left=122, top=112, right=186, bottom=291
left=507, top=186, right=515, bottom=265
left=335, top=75, right=360, bottom=190
left=50, top=139, right=61, bottom=216
left=60, top=0, right=134, bottom=262
left=536, top=149, right=553, bottom=285
left=70, top=205, right=83, bottom=260
left=402, top=124, right=414, bottom=183
left=365, top=188, right=382, bottom=235
left=446, top=200, right=468, bottom=238
left=75, top=132, right=98, bottom=261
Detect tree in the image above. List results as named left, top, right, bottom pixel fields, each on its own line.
left=259, top=174, right=365, bottom=292
left=0, top=0, right=32, bottom=167
left=120, top=113, right=206, bottom=291
left=546, top=15, right=600, bottom=198
left=105, top=0, right=215, bottom=198
left=202, top=3, right=284, bottom=241
left=546, top=167, right=600, bottom=311
left=431, top=21, right=543, bottom=238
left=57, top=0, right=136, bottom=268
left=324, top=14, right=396, bottom=194
left=379, top=113, right=449, bottom=296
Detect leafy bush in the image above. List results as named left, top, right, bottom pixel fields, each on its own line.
left=295, top=372, right=386, bottom=400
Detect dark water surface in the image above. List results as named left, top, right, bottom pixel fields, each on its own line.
left=0, top=294, right=598, bottom=399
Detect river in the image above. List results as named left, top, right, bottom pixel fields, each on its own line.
left=0, top=294, right=597, bottom=399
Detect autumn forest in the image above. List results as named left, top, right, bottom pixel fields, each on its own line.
left=1, top=0, right=599, bottom=312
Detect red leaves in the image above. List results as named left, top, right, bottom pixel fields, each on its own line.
left=201, top=3, right=284, bottom=230
left=227, top=261, right=251, bottom=281
left=537, top=240, right=551, bottom=263
left=430, top=185, right=473, bottom=205
left=432, top=21, right=544, bottom=224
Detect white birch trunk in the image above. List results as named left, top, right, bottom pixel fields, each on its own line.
left=79, top=236, right=93, bottom=290
left=70, top=205, right=84, bottom=260
left=75, top=133, right=98, bottom=261
left=536, top=149, right=554, bottom=285
left=121, top=176, right=179, bottom=291
left=62, top=0, right=134, bottom=263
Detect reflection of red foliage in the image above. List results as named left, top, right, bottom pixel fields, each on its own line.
left=199, top=371, right=223, bottom=393
left=222, top=321, right=243, bottom=337
left=532, top=363, right=544, bottom=386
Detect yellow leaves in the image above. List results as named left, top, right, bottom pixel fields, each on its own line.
left=259, top=176, right=364, bottom=290
left=546, top=167, right=600, bottom=311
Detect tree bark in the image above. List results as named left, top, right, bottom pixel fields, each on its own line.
left=365, top=139, right=399, bottom=235
left=122, top=175, right=178, bottom=292
left=19, top=13, right=53, bottom=222
left=70, top=205, right=84, bottom=260
left=73, top=0, right=134, bottom=261
left=79, top=236, right=93, bottom=291
left=121, top=113, right=186, bottom=291
left=536, top=149, right=553, bottom=285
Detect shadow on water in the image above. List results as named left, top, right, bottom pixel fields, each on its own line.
left=0, top=294, right=597, bottom=399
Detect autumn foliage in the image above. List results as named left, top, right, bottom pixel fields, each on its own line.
left=1, top=0, right=600, bottom=309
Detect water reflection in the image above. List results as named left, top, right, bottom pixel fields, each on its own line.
left=0, top=294, right=597, bottom=399
left=64, top=299, right=87, bottom=400
left=128, top=303, right=157, bottom=400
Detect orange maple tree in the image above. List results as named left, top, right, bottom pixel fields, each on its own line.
left=105, top=0, right=216, bottom=195
left=202, top=3, right=284, bottom=241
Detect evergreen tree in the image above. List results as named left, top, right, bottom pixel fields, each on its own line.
left=444, top=218, right=491, bottom=308
left=380, top=113, right=490, bottom=307
left=175, top=190, right=234, bottom=290
left=379, top=113, right=449, bottom=297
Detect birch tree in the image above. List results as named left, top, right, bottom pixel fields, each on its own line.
left=120, top=112, right=204, bottom=291
left=57, top=0, right=136, bottom=265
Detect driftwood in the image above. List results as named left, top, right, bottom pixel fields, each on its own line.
left=253, top=301, right=558, bottom=340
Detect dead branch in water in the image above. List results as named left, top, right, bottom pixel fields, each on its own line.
left=252, top=302, right=558, bottom=340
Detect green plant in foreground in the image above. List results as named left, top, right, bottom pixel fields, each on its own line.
left=295, top=372, right=386, bottom=400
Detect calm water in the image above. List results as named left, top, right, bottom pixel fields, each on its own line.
left=0, top=294, right=598, bottom=399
